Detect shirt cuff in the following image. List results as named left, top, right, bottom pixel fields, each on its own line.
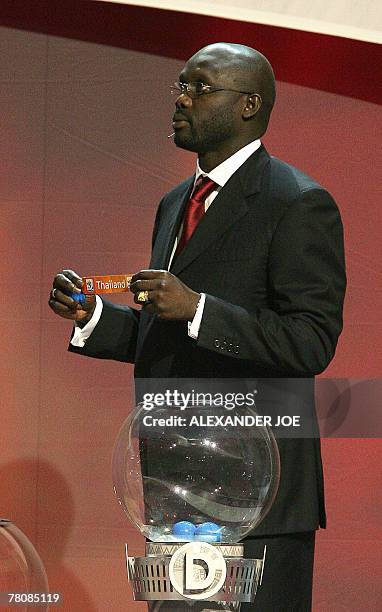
left=188, top=293, right=206, bottom=340
left=70, top=295, right=103, bottom=347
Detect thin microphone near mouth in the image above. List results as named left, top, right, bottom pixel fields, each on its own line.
left=167, top=132, right=175, bottom=138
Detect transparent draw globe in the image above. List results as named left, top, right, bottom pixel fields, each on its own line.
left=0, top=520, right=49, bottom=611
left=112, top=403, right=280, bottom=543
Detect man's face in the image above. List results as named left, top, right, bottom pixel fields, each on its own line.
left=172, top=53, right=244, bottom=155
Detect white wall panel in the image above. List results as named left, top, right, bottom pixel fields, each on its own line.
left=94, top=0, right=382, bottom=42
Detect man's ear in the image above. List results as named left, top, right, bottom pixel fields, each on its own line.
left=242, top=94, right=262, bottom=119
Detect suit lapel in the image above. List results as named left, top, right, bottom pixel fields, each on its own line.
left=137, top=178, right=194, bottom=354
left=149, top=177, right=194, bottom=270
left=170, top=178, right=247, bottom=275
left=171, top=145, right=270, bottom=276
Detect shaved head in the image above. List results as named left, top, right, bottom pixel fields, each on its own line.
left=188, top=42, right=276, bottom=134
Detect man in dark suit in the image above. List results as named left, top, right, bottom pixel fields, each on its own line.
left=49, top=43, right=346, bottom=610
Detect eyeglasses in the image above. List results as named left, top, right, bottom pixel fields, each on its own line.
left=170, top=81, right=254, bottom=99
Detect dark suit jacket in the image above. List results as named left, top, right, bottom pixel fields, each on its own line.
left=70, top=145, right=346, bottom=536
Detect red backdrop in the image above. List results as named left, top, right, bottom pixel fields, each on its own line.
left=0, top=3, right=381, bottom=610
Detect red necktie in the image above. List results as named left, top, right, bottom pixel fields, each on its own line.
left=176, top=176, right=216, bottom=255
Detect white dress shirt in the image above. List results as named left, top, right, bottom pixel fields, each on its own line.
left=71, top=139, right=261, bottom=347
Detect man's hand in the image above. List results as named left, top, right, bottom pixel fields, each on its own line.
left=48, top=269, right=96, bottom=324
left=129, top=270, right=200, bottom=320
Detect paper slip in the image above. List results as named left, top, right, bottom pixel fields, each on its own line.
left=82, top=274, right=133, bottom=294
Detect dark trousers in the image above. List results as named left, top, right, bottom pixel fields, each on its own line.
left=242, top=531, right=316, bottom=611
left=148, top=532, right=316, bottom=612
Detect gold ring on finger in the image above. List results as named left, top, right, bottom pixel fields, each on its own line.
left=137, top=290, right=149, bottom=303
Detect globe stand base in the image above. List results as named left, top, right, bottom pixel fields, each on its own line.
left=125, top=542, right=266, bottom=607
left=148, top=601, right=241, bottom=610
